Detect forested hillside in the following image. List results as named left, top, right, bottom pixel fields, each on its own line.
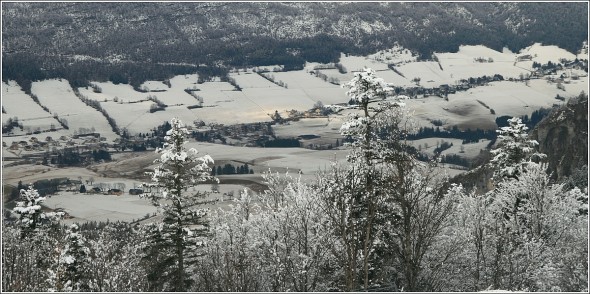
left=2, top=2, right=588, bottom=88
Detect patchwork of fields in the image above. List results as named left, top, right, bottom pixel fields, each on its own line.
left=3, top=43, right=587, bottom=146
left=2, top=43, right=588, bottom=222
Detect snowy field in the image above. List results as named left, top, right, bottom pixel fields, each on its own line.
left=436, top=45, right=530, bottom=81
left=190, top=90, right=274, bottom=124
left=395, top=61, right=454, bottom=88
left=520, top=43, right=577, bottom=64
left=272, top=117, right=346, bottom=146
left=2, top=81, right=62, bottom=132
left=80, top=81, right=149, bottom=103
left=13, top=43, right=581, bottom=138
left=30, top=79, right=119, bottom=141
left=263, top=71, right=349, bottom=105
left=3, top=43, right=587, bottom=227
left=229, top=72, right=282, bottom=89
left=339, top=53, right=390, bottom=72
left=44, top=192, right=157, bottom=223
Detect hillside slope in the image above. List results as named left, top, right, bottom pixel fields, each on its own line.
left=2, top=2, right=587, bottom=64
left=530, top=93, right=588, bottom=180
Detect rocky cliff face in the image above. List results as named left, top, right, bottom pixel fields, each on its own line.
left=530, top=93, right=588, bottom=181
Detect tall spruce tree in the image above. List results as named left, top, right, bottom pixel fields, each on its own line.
left=141, top=118, right=216, bottom=291
left=322, top=68, right=410, bottom=290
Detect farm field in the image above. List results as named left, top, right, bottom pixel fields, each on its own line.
left=339, top=53, right=390, bottom=72
left=3, top=43, right=587, bottom=224
left=395, top=61, right=454, bottom=88
left=81, top=82, right=149, bottom=103
left=43, top=192, right=157, bottom=223
left=229, top=72, right=282, bottom=89
left=272, top=116, right=346, bottom=146
left=2, top=81, right=62, bottom=133
left=520, top=43, right=578, bottom=64
left=263, top=70, right=349, bottom=105
left=190, top=90, right=274, bottom=124
left=436, top=45, right=530, bottom=81
left=30, top=79, right=119, bottom=140
left=4, top=43, right=582, bottom=143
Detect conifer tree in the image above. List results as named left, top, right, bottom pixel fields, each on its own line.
left=141, top=117, right=216, bottom=291
left=48, top=224, right=93, bottom=292
left=12, top=185, right=62, bottom=238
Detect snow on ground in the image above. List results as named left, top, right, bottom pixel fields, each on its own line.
left=408, top=137, right=490, bottom=159
left=99, top=101, right=153, bottom=133
left=42, top=182, right=261, bottom=224
left=31, top=79, right=119, bottom=141
left=2, top=81, right=62, bottom=131
left=314, top=68, right=354, bottom=84
left=273, top=117, right=345, bottom=140
left=449, top=81, right=563, bottom=118
left=519, top=43, right=577, bottom=64
left=374, top=69, right=415, bottom=87
left=140, top=105, right=198, bottom=130
left=265, top=71, right=349, bottom=105
left=368, top=45, right=417, bottom=65
left=82, top=81, right=149, bottom=103
left=140, top=80, right=169, bottom=91
left=99, top=101, right=197, bottom=134
left=437, top=45, right=529, bottom=81
left=44, top=191, right=156, bottom=223
left=404, top=95, right=496, bottom=131
left=191, top=90, right=273, bottom=124
left=229, top=72, right=282, bottom=89
left=168, top=74, right=200, bottom=89
left=339, top=53, right=390, bottom=72
left=241, top=88, right=317, bottom=114
left=184, top=141, right=350, bottom=176
left=192, top=81, right=235, bottom=92
left=441, top=139, right=490, bottom=159
left=2, top=166, right=101, bottom=186
left=553, top=75, right=589, bottom=96
left=395, top=61, right=454, bottom=88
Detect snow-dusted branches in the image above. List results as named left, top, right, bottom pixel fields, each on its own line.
left=12, top=185, right=62, bottom=237
left=339, top=68, right=412, bottom=166
left=142, top=117, right=215, bottom=205
left=140, top=117, right=216, bottom=292
left=490, top=117, right=545, bottom=180
left=342, top=68, right=392, bottom=105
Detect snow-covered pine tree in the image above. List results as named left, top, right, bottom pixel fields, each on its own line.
left=12, top=185, right=63, bottom=238
left=490, top=117, right=544, bottom=181
left=435, top=118, right=588, bottom=292
left=141, top=117, right=215, bottom=291
left=48, top=224, right=93, bottom=292
left=322, top=68, right=412, bottom=291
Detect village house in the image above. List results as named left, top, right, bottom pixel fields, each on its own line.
left=108, top=188, right=123, bottom=196
left=516, top=54, right=533, bottom=61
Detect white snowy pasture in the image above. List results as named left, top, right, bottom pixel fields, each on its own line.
left=264, top=70, right=349, bottom=104
left=437, top=45, right=530, bottom=81
left=339, top=53, right=390, bottom=71
left=519, top=42, right=577, bottom=64
left=43, top=191, right=156, bottom=223
left=81, top=81, right=149, bottom=103
left=2, top=81, right=62, bottom=131
left=31, top=79, right=119, bottom=141
left=229, top=72, right=282, bottom=89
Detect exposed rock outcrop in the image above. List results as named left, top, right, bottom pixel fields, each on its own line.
left=530, top=93, right=588, bottom=181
